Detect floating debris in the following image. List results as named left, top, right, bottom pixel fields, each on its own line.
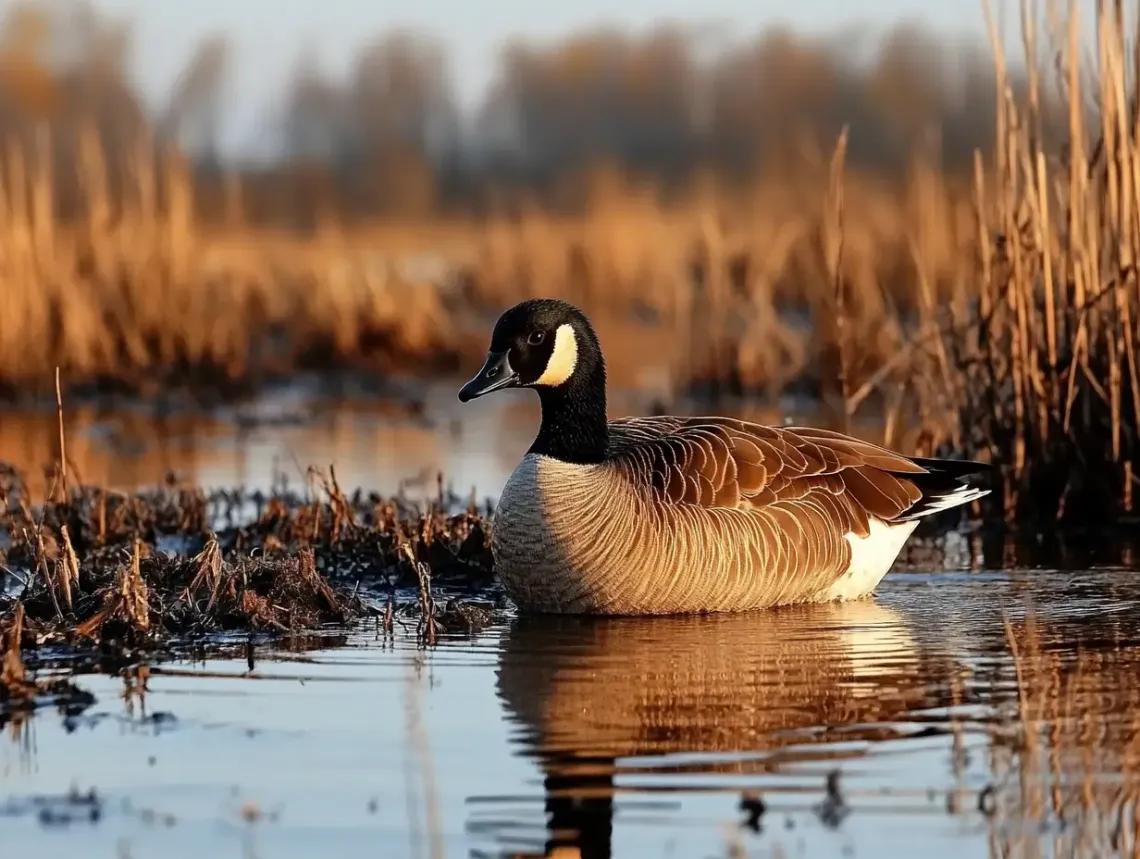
left=0, top=785, right=103, bottom=828
left=0, top=603, right=96, bottom=722
left=815, top=769, right=850, bottom=829
left=739, top=791, right=767, bottom=833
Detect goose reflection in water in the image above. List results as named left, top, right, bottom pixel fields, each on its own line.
left=472, top=600, right=958, bottom=859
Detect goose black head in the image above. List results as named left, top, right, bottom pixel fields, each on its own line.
left=458, top=299, right=603, bottom=403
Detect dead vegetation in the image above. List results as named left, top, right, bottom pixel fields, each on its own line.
left=940, top=2, right=1140, bottom=527
left=0, top=1, right=1058, bottom=405
left=0, top=134, right=462, bottom=400
left=0, top=461, right=499, bottom=682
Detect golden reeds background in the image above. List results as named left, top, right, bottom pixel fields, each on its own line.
left=0, top=1, right=1010, bottom=402
left=0, top=0, right=1135, bottom=525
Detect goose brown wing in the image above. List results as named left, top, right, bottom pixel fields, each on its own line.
left=607, top=416, right=927, bottom=539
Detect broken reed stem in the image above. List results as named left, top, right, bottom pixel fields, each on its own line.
left=54, top=366, right=67, bottom=504
left=826, top=126, right=851, bottom=431
left=35, top=527, right=64, bottom=620
left=122, top=538, right=150, bottom=632
left=307, top=464, right=357, bottom=543
left=188, top=530, right=224, bottom=612
left=57, top=524, right=79, bottom=613
left=1, top=603, right=26, bottom=697
left=415, top=561, right=437, bottom=647
left=399, top=541, right=438, bottom=647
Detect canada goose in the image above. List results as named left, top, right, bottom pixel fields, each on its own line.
left=458, top=298, right=992, bottom=616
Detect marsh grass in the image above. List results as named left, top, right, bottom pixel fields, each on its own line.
left=0, top=131, right=460, bottom=398
left=941, top=0, right=1140, bottom=526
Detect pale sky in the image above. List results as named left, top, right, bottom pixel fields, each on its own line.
left=69, top=0, right=1088, bottom=156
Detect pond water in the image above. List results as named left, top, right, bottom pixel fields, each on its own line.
left=0, top=378, right=541, bottom=504
left=4, top=566, right=1140, bottom=859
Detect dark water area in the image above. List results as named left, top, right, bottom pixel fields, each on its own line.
left=3, top=385, right=1140, bottom=858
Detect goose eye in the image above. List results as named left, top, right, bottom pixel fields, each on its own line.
left=527, top=330, right=545, bottom=346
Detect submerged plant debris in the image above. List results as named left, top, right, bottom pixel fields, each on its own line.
left=0, top=461, right=501, bottom=707
left=0, top=603, right=96, bottom=724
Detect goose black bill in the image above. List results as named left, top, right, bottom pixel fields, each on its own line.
left=458, top=351, right=520, bottom=402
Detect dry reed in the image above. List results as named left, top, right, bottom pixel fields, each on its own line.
left=0, top=131, right=459, bottom=398
left=940, top=0, right=1140, bottom=525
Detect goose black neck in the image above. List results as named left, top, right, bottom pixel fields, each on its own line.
left=529, top=363, right=608, bottom=465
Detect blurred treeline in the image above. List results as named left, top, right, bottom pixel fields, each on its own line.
left=0, top=1, right=1043, bottom=227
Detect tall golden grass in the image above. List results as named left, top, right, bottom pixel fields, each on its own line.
left=0, top=125, right=978, bottom=402
left=0, top=2, right=1136, bottom=526
left=947, top=0, right=1140, bottom=525
left=0, top=130, right=458, bottom=397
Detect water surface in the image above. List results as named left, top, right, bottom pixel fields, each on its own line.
left=4, top=566, right=1139, bottom=858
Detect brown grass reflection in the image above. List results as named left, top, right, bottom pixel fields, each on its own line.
left=1, top=405, right=231, bottom=498
left=985, top=608, right=1140, bottom=859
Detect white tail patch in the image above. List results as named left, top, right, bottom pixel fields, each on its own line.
left=822, top=476, right=989, bottom=601
left=535, top=323, right=579, bottom=387
left=832, top=601, right=920, bottom=688
left=820, top=518, right=919, bottom=602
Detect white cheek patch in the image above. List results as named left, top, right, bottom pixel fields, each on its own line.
left=535, top=323, right=578, bottom=386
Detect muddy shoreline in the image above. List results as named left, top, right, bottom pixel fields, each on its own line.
left=0, top=460, right=505, bottom=718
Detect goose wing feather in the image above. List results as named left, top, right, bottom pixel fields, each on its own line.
left=607, top=416, right=927, bottom=539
